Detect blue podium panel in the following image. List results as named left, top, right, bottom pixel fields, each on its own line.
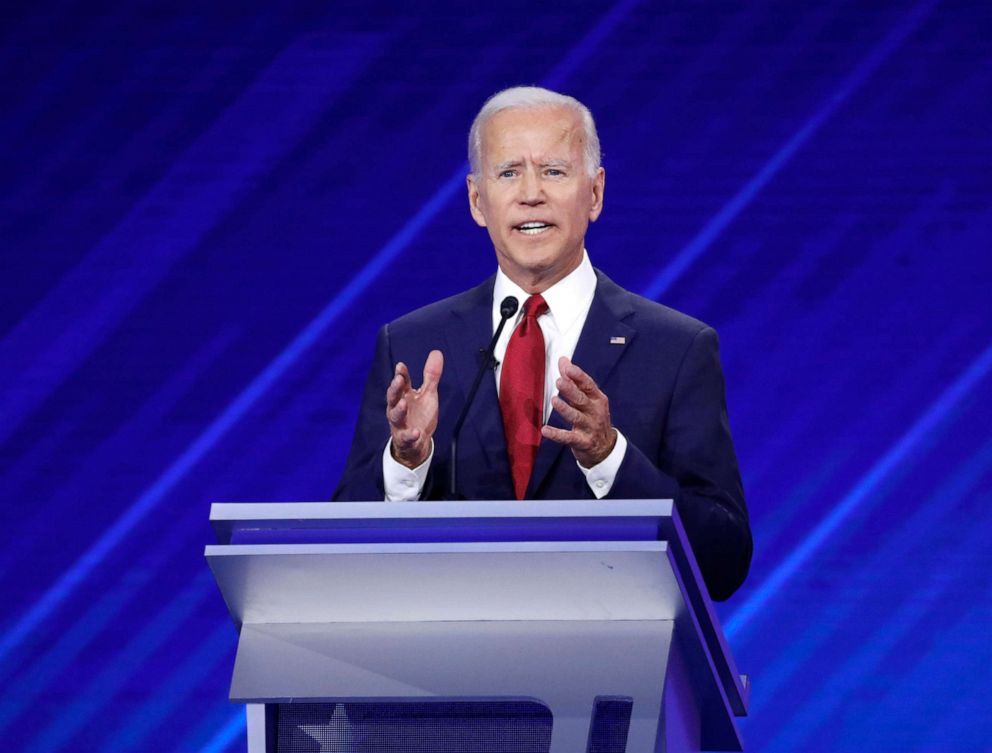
left=273, top=699, right=633, bottom=753
left=276, top=701, right=553, bottom=753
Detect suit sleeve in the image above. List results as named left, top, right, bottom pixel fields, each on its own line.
left=609, top=326, right=752, bottom=601
left=332, top=325, right=393, bottom=501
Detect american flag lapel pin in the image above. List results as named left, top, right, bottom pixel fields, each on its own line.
left=610, top=336, right=626, bottom=345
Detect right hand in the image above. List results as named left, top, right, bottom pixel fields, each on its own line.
left=386, top=350, right=443, bottom=468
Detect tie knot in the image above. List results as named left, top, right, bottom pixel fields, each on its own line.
left=523, top=294, right=549, bottom=319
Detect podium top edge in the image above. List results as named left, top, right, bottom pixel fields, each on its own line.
left=209, top=499, right=675, bottom=522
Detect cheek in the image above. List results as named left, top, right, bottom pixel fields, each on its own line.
left=564, top=205, right=588, bottom=230
left=473, top=196, right=497, bottom=228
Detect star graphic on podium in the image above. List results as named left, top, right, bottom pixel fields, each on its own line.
left=295, top=705, right=357, bottom=752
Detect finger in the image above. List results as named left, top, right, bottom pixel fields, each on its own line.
left=556, top=374, right=589, bottom=407
left=391, top=362, right=412, bottom=396
left=551, top=394, right=584, bottom=426
left=422, top=349, right=444, bottom=391
left=559, top=356, right=600, bottom=395
left=395, top=427, right=422, bottom=446
left=386, top=372, right=407, bottom=408
left=541, top=424, right=577, bottom=446
left=387, top=397, right=408, bottom=427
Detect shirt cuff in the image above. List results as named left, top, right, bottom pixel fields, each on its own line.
left=382, top=438, right=433, bottom=501
left=577, top=429, right=627, bottom=499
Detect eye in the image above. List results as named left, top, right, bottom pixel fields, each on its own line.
left=498, top=169, right=517, bottom=179
left=545, top=168, right=565, bottom=177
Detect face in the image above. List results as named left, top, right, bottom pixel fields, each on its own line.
left=467, top=106, right=605, bottom=293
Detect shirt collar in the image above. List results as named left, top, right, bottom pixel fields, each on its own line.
left=493, top=250, right=597, bottom=335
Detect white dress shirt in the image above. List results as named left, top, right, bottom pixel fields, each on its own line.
left=383, top=251, right=628, bottom=500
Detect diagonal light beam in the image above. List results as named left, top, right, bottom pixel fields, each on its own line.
left=196, top=712, right=247, bottom=753
left=0, top=0, right=644, bottom=666
left=641, top=0, right=939, bottom=301
left=726, top=339, right=992, bottom=637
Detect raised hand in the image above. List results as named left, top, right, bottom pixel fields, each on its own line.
left=541, top=356, right=617, bottom=468
left=386, top=349, right=444, bottom=468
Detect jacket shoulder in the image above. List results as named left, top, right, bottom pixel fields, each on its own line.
left=595, top=269, right=712, bottom=341
left=383, top=277, right=493, bottom=336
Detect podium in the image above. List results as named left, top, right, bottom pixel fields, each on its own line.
left=206, top=500, right=748, bottom=752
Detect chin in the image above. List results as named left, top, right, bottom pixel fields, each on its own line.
left=514, top=254, right=556, bottom=275
left=499, top=244, right=576, bottom=284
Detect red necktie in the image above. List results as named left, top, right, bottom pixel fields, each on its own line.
left=500, top=294, right=549, bottom=499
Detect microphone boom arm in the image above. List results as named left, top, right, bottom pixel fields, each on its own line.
left=448, top=296, right=518, bottom=499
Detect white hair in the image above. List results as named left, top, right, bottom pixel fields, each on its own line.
left=468, top=86, right=601, bottom=177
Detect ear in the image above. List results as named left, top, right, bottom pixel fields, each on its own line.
left=588, top=166, right=606, bottom=222
left=466, top=174, right=488, bottom=228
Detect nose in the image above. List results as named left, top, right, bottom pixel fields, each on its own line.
left=518, top=168, right=544, bottom=205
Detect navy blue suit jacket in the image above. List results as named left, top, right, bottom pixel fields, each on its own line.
left=335, top=270, right=752, bottom=600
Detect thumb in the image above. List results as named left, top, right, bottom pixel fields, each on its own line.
left=422, top=349, right=444, bottom=390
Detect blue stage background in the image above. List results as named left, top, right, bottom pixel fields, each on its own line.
left=1, top=1, right=990, bottom=750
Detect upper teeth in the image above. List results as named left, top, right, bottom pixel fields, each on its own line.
left=519, top=222, right=550, bottom=234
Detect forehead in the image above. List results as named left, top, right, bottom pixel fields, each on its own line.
left=480, top=106, right=584, bottom=163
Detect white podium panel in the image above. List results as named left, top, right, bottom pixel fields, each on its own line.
left=206, top=500, right=747, bottom=752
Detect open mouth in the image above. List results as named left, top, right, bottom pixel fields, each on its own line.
left=515, top=221, right=554, bottom=236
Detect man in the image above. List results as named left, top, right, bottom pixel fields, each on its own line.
left=335, top=86, right=751, bottom=601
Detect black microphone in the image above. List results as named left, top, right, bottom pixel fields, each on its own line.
left=448, top=295, right=519, bottom=499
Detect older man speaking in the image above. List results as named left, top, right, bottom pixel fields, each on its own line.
left=335, top=86, right=751, bottom=601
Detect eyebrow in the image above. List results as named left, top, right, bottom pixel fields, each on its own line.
left=493, top=158, right=572, bottom=171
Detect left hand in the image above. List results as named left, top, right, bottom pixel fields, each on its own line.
left=541, top=356, right=617, bottom=468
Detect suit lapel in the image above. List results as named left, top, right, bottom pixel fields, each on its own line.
left=527, top=271, right=637, bottom=497
left=444, top=277, right=513, bottom=497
